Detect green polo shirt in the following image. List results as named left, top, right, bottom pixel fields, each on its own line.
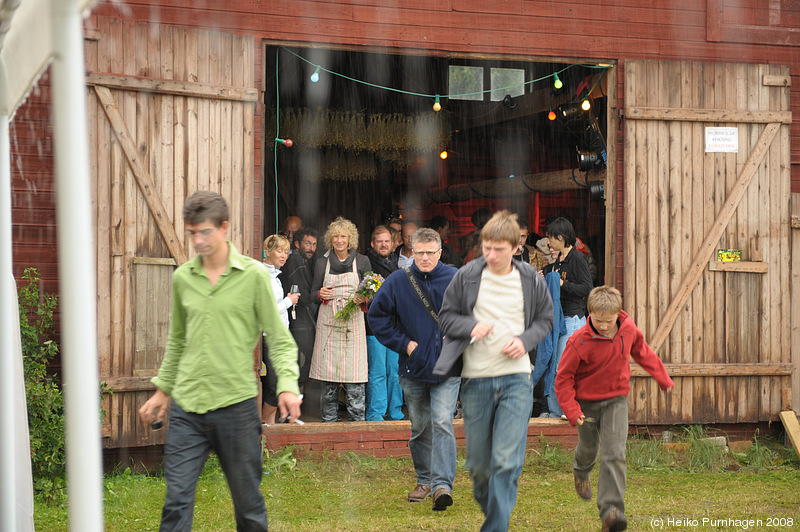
left=152, top=242, right=299, bottom=414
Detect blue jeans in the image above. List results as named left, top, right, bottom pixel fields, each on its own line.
left=547, top=314, right=587, bottom=417
left=399, top=376, right=460, bottom=493
left=366, top=336, right=404, bottom=421
left=461, top=373, right=533, bottom=532
left=161, top=399, right=267, bottom=531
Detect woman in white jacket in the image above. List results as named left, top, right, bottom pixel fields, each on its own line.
left=260, top=234, right=299, bottom=423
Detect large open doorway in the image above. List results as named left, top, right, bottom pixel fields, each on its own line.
left=263, top=43, right=612, bottom=284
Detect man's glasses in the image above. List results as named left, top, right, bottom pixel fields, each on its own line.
left=413, top=249, right=441, bottom=257
left=185, top=228, right=216, bottom=238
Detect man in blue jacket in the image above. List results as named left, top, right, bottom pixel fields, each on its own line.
left=368, top=228, right=459, bottom=511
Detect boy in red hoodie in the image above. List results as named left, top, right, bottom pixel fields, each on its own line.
left=555, top=286, right=673, bottom=532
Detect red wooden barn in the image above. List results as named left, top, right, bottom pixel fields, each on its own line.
left=10, top=0, right=800, bottom=457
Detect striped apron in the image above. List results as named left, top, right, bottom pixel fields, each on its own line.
left=309, top=257, right=368, bottom=383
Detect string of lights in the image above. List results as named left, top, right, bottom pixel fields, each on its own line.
left=280, top=47, right=609, bottom=112
left=270, top=46, right=610, bottom=232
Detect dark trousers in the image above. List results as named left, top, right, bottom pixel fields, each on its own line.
left=574, top=395, right=629, bottom=521
left=160, top=400, right=268, bottom=531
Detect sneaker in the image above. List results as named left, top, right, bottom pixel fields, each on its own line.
left=574, top=474, right=592, bottom=500
left=601, top=507, right=627, bottom=532
left=432, top=488, right=453, bottom=511
left=408, top=484, right=431, bottom=502
left=561, top=414, right=568, bottom=420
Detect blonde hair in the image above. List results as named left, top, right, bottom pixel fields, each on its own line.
left=324, top=216, right=359, bottom=251
left=263, top=234, right=290, bottom=254
left=480, top=210, right=519, bottom=248
left=587, top=286, right=623, bottom=315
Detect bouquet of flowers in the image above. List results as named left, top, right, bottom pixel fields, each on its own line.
left=334, top=271, right=385, bottom=322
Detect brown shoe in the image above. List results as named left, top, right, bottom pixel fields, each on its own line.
left=601, top=507, right=627, bottom=532
left=432, top=488, right=453, bottom=511
left=574, top=474, right=592, bottom=500
left=408, top=484, right=431, bottom=502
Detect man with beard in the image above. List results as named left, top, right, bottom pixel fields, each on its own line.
left=280, top=227, right=319, bottom=393
left=364, top=225, right=403, bottom=421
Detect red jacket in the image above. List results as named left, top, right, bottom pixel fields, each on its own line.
left=555, top=310, right=674, bottom=426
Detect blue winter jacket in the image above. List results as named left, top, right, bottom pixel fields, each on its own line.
left=531, top=271, right=566, bottom=394
left=368, top=261, right=458, bottom=383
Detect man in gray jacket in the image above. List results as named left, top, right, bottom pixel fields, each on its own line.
left=434, top=210, right=553, bottom=532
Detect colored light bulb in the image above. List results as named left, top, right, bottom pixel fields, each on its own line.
left=439, top=150, right=448, bottom=159
left=581, top=99, right=591, bottom=111
left=553, top=73, right=563, bottom=89
left=433, top=95, right=441, bottom=112
left=310, top=66, right=320, bottom=83
left=548, top=110, right=556, bottom=121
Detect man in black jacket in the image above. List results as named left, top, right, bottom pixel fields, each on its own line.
left=364, top=226, right=403, bottom=421
left=279, top=227, right=319, bottom=393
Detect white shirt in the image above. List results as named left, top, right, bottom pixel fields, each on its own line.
left=462, top=267, right=530, bottom=378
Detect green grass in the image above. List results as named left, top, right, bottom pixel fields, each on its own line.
left=34, top=431, right=800, bottom=531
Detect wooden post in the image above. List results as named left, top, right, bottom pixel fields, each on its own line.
left=791, top=193, right=800, bottom=415
left=779, top=411, right=800, bottom=460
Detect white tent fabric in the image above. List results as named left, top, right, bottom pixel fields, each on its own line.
left=1, top=0, right=100, bottom=530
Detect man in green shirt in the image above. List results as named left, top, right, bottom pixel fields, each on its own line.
left=139, top=191, right=301, bottom=531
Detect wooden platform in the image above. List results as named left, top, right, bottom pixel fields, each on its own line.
left=261, top=418, right=579, bottom=458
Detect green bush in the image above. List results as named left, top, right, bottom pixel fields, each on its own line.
left=18, top=268, right=66, bottom=501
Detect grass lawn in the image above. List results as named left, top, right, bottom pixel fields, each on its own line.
left=34, top=432, right=800, bottom=531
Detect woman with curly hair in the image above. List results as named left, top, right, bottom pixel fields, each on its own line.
left=310, top=217, right=371, bottom=421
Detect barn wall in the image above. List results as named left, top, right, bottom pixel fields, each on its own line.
left=8, top=1, right=799, bottom=440
left=86, top=0, right=800, bottom=287
left=10, top=70, right=61, bottom=353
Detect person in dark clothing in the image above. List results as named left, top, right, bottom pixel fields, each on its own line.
left=364, top=225, right=403, bottom=421
left=279, top=227, right=319, bottom=393
left=540, top=216, right=593, bottom=417
left=368, top=228, right=460, bottom=511
left=428, top=215, right=462, bottom=268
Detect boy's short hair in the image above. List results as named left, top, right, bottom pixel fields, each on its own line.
left=263, top=234, right=290, bottom=253
left=480, top=210, right=519, bottom=248
left=587, top=286, right=623, bottom=315
left=183, top=191, right=229, bottom=227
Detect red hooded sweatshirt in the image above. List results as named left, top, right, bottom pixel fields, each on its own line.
left=555, top=310, right=674, bottom=426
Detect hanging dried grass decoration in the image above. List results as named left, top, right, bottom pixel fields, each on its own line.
left=270, top=107, right=449, bottom=181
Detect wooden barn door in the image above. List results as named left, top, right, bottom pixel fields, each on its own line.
left=623, top=60, right=792, bottom=425
left=84, top=20, right=257, bottom=447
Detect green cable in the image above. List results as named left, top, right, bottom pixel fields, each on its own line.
left=282, top=47, right=608, bottom=103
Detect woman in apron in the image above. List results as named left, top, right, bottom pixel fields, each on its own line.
left=310, top=217, right=371, bottom=422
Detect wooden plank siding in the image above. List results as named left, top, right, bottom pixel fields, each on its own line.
left=7, top=0, right=799, bottom=451
left=80, top=19, right=257, bottom=448
left=624, top=60, right=790, bottom=424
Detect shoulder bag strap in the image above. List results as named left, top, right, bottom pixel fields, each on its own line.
left=404, top=267, right=439, bottom=327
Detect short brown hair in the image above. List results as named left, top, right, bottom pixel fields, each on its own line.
left=263, top=234, right=290, bottom=253
left=587, top=286, right=623, bottom=315
left=480, top=210, right=519, bottom=248
left=324, top=216, right=359, bottom=250
left=371, top=225, right=391, bottom=242
left=183, top=191, right=229, bottom=227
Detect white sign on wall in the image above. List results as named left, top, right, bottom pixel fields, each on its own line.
left=705, top=127, right=739, bottom=153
